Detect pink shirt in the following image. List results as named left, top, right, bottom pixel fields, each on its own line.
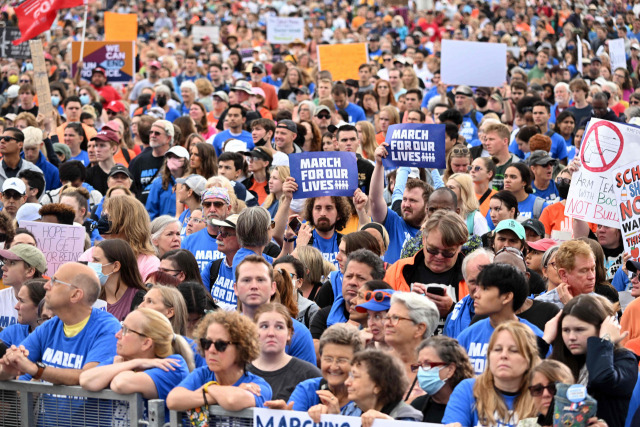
left=79, top=247, right=160, bottom=282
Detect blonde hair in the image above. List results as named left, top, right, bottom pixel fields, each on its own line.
left=135, top=307, right=195, bottom=371
left=356, top=121, right=377, bottom=160
left=294, top=245, right=330, bottom=284
left=380, top=105, right=400, bottom=127
left=402, top=68, right=420, bottom=90
left=148, top=285, right=189, bottom=336
left=22, top=127, right=47, bottom=157
left=103, top=196, right=155, bottom=257
left=263, top=166, right=290, bottom=209
left=448, top=173, right=480, bottom=219
left=474, top=321, right=539, bottom=425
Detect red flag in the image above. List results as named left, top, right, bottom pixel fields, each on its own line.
left=13, top=0, right=84, bottom=45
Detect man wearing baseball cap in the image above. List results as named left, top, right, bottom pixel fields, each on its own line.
left=181, top=187, right=232, bottom=271
left=249, top=63, right=278, bottom=111
left=0, top=244, right=47, bottom=328
left=90, top=66, right=121, bottom=108
left=1, top=177, right=27, bottom=219
left=85, top=129, right=121, bottom=196
left=176, top=174, right=207, bottom=236
left=0, top=127, right=43, bottom=194
left=274, top=120, right=301, bottom=155
left=313, top=104, right=333, bottom=134
left=105, top=101, right=126, bottom=119
left=242, top=147, right=272, bottom=205
left=528, top=150, right=559, bottom=202
left=129, top=59, right=162, bottom=102
left=203, top=214, right=240, bottom=310
left=454, top=85, right=484, bottom=142
left=493, top=219, right=526, bottom=254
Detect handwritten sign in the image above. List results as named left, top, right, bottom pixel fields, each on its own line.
left=267, top=17, right=305, bottom=44
left=382, top=123, right=446, bottom=169
left=71, top=41, right=136, bottom=83
left=441, top=40, right=507, bottom=87
left=18, top=221, right=85, bottom=275
left=191, top=26, right=220, bottom=44
left=317, top=43, right=368, bottom=81
left=565, top=119, right=640, bottom=228
left=609, top=38, right=627, bottom=74
left=613, top=161, right=640, bottom=262
left=30, top=40, right=52, bottom=118
left=290, top=152, right=358, bottom=199
left=0, top=28, right=30, bottom=59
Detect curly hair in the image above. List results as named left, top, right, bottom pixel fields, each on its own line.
left=351, top=349, right=408, bottom=407
left=39, top=203, right=75, bottom=225
left=417, top=337, right=474, bottom=390
left=302, top=196, right=352, bottom=231
left=0, top=210, right=16, bottom=243
left=194, top=310, right=260, bottom=368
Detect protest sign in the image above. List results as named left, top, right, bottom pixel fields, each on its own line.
left=71, top=41, right=136, bottom=83
left=18, top=220, right=86, bottom=275
left=577, top=37, right=583, bottom=75
left=441, top=40, right=507, bottom=87
left=609, top=38, right=626, bottom=73
left=0, top=27, right=31, bottom=59
left=192, top=26, right=220, bottom=44
left=612, top=161, right=640, bottom=262
left=104, top=12, right=138, bottom=42
left=565, top=118, right=640, bottom=228
left=372, top=419, right=443, bottom=427
left=267, top=16, right=304, bottom=44
left=253, top=408, right=316, bottom=427
left=30, top=39, right=52, bottom=118
left=290, top=152, right=358, bottom=199
left=382, top=123, right=446, bottom=169
left=317, top=43, right=368, bottom=81
left=322, top=414, right=362, bottom=427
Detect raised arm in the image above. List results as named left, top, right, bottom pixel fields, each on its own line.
left=272, top=177, right=297, bottom=247
left=369, top=143, right=390, bottom=224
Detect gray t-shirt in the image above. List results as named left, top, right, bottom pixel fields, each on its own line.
left=248, top=357, right=321, bottom=401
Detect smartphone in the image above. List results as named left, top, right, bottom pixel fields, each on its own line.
left=426, top=286, right=446, bottom=296
left=288, top=218, right=301, bottom=234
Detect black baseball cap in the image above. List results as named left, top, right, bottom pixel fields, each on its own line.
left=108, top=164, right=133, bottom=179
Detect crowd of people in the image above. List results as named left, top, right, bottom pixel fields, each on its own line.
left=0, top=0, right=640, bottom=425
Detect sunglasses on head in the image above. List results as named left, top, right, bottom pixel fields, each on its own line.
left=452, top=147, right=470, bottom=155
left=363, top=290, right=393, bottom=303
left=200, top=338, right=236, bottom=352
left=528, top=383, right=556, bottom=397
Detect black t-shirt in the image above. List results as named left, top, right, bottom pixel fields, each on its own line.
left=356, top=155, right=374, bottom=195
left=248, top=357, right=321, bottom=401
left=314, top=281, right=334, bottom=309
left=17, top=105, right=38, bottom=116
left=528, top=269, right=547, bottom=296
left=405, top=252, right=465, bottom=300
left=85, top=165, right=110, bottom=196
left=309, top=304, right=349, bottom=339
left=411, top=395, right=447, bottom=424
left=127, top=150, right=165, bottom=204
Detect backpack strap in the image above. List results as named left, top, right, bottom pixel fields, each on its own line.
left=121, top=147, right=131, bottom=164
left=466, top=210, right=477, bottom=235
left=533, top=197, right=545, bottom=219
left=207, top=258, right=225, bottom=292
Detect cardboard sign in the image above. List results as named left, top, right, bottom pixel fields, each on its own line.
left=0, top=27, right=31, bottom=59
left=191, top=26, right=220, bottom=44
left=18, top=220, right=86, bottom=275
left=565, top=119, right=640, bottom=228
left=30, top=39, right=52, bottom=118
left=609, top=38, right=627, bottom=74
left=317, top=43, right=368, bottom=82
left=382, top=123, right=446, bottom=169
left=441, top=40, right=507, bottom=87
left=104, top=12, right=138, bottom=42
left=71, top=41, right=136, bottom=83
left=289, top=152, right=358, bottom=199
left=612, top=161, right=640, bottom=263
left=266, top=17, right=305, bottom=44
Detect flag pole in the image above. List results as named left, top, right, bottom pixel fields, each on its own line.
left=79, top=3, right=88, bottom=60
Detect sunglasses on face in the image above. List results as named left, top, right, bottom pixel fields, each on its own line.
left=528, top=383, right=556, bottom=397
left=2, top=191, right=23, bottom=200
left=0, top=136, right=18, bottom=142
left=468, top=165, right=483, bottom=172
left=363, top=290, right=393, bottom=303
left=425, top=246, right=457, bottom=258
left=556, top=177, right=571, bottom=186
left=200, top=338, right=236, bottom=352
left=629, top=271, right=639, bottom=281
left=631, top=100, right=640, bottom=105
left=149, top=130, right=165, bottom=136
left=217, top=228, right=236, bottom=238
left=203, top=201, right=226, bottom=209
left=316, top=113, right=331, bottom=119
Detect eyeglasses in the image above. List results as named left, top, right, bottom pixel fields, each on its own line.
left=528, top=383, right=556, bottom=397
left=120, top=321, right=148, bottom=338
left=383, top=58, right=392, bottom=62
left=316, top=113, right=331, bottom=119
left=188, top=217, right=205, bottom=224
left=614, top=74, right=626, bottom=79
left=410, top=361, right=448, bottom=372
left=425, top=246, right=458, bottom=258
left=149, top=130, right=165, bottom=136
left=158, top=267, right=182, bottom=276
left=200, top=338, right=236, bottom=352
left=495, top=246, right=526, bottom=260
left=2, top=191, right=23, bottom=200
left=556, top=177, right=571, bottom=186
left=382, top=314, right=414, bottom=326
left=468, top=165, right=483, bottom=172
left=0, top=136, right=18, bottom=142
left=321, top=356, right=351, bottom=365
left=49, top=277, right=77, bottom=288
left=363, top=290, right=393, bottom=303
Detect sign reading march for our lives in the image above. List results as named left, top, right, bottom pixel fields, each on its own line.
left=18, top=220, right=85, bottom=275
left=565, top=118, right=640, bottom=228
left=612, top=161, right=640, bottom=263
left=382, top=123, right=446, bottom=169
left=289, top=152, right=358, bottom=199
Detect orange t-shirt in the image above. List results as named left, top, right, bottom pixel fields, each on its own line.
left=351, top=16, right=366, bottom=29
left=250, top=179, right=268, bottom=205
left=539, top=202, right=597, bottom=239
left=476, top=189, right=497, bottom=217
left=56, top=122, right=98, bottom=143
left=113, top=148, right=137, bottom=168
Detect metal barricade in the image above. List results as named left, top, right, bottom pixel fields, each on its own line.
left=169, top=406, right=254, bottom=427
left=0, top=380, right=146, bottom=427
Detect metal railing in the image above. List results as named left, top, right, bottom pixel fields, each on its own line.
left=168, top=406, right=254, bottom=427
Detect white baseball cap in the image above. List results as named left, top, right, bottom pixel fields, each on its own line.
left=2, top=178, right=26, bottom=195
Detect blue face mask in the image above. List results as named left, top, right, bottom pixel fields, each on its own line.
left=51, top=95, right=60, bottom=107
left=23, top=63, right=34, bottom=71
left=417, top=366, right=447, bottom=395
left=88, top=262, right=113, bottom=285
left=80, top=94, right=91, bottom=105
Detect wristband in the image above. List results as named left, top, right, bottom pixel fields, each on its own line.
left=284, top=236, right=297, bottom=242
left=203, top=380, right=218, bottom=393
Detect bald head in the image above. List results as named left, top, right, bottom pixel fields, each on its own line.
left=494, top=252, right=526, bottom=273
left=58, top=262, right=101, bottom=305
left=427, top=187, right=459, bottom=216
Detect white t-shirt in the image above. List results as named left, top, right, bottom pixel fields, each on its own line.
left=0, top=287, right=18, bottom=329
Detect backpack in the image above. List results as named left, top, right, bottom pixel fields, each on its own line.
left=207, top=258, right=225, bottom=291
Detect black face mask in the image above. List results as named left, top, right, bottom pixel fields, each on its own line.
left=59, top=70, right=68, bottom=79
left=255, top=136, right=268, bottom=147
left=557, top=180, right=570, bottom=199
left=475, top=97, right=488, bottom=108
left=156, top=96, right=167, bottom=107
left=97, top=215, right=112, bottom=235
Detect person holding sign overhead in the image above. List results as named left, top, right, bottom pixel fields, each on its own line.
left=335, top=125, right=373, bottom=194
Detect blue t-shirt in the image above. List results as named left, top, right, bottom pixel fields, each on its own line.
left=212, top=130, right=254, bottom=157
left=231, top=248, right=274, bottom=282
left=202, top=258, right=237, bottom=311
left=145, top=176, right=176, bottom=220
left=286, top=319, right=317, bottom=365
left=343, top=102, right=366, bottom=124
left=19, top=309, right=120, bottom=424
left=0, top=323, right=29, bottom=347
left=443, top=295, right=474, bottom=339
left=164, top=107, right=181, bottom=123
left=70, top=150, right=90, bottom=167
left=179, top=208, right=191, bottom=237
left=181, top=228, right=223, bottom=272
left=460, top=110, right=483, bottom=142
left=508, top=131, right=568, bottom=161
left=532, top=179, right=560, bottom=203
left=383, top=207, right=420, bottom=264
left=457, top=317, right=543, bottom=375
left=518, top=193, right=549, bottom=220
left=176, top=368, right=272, bottom=408
left=311, top=230, right=339, bottom=268
left=288, top=377, right=323, bottom=411
left=442, top=378, right=519, bottom=426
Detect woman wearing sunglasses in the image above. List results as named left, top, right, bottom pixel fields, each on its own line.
left=527, top=360, right=574, bottom=426
left=166, top=310, right=272, bottom=412
left=249, top=303, right=320, bottom=401
left=80, top=308, right=194, bottom=424
left=351, top=281, right=394, bottom=348
left=410, top=336, right=474, bottom=423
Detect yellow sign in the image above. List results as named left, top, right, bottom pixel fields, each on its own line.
left=317, top=43, right=369, bottom=82
left=104, top=12, right=138, bottom=42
